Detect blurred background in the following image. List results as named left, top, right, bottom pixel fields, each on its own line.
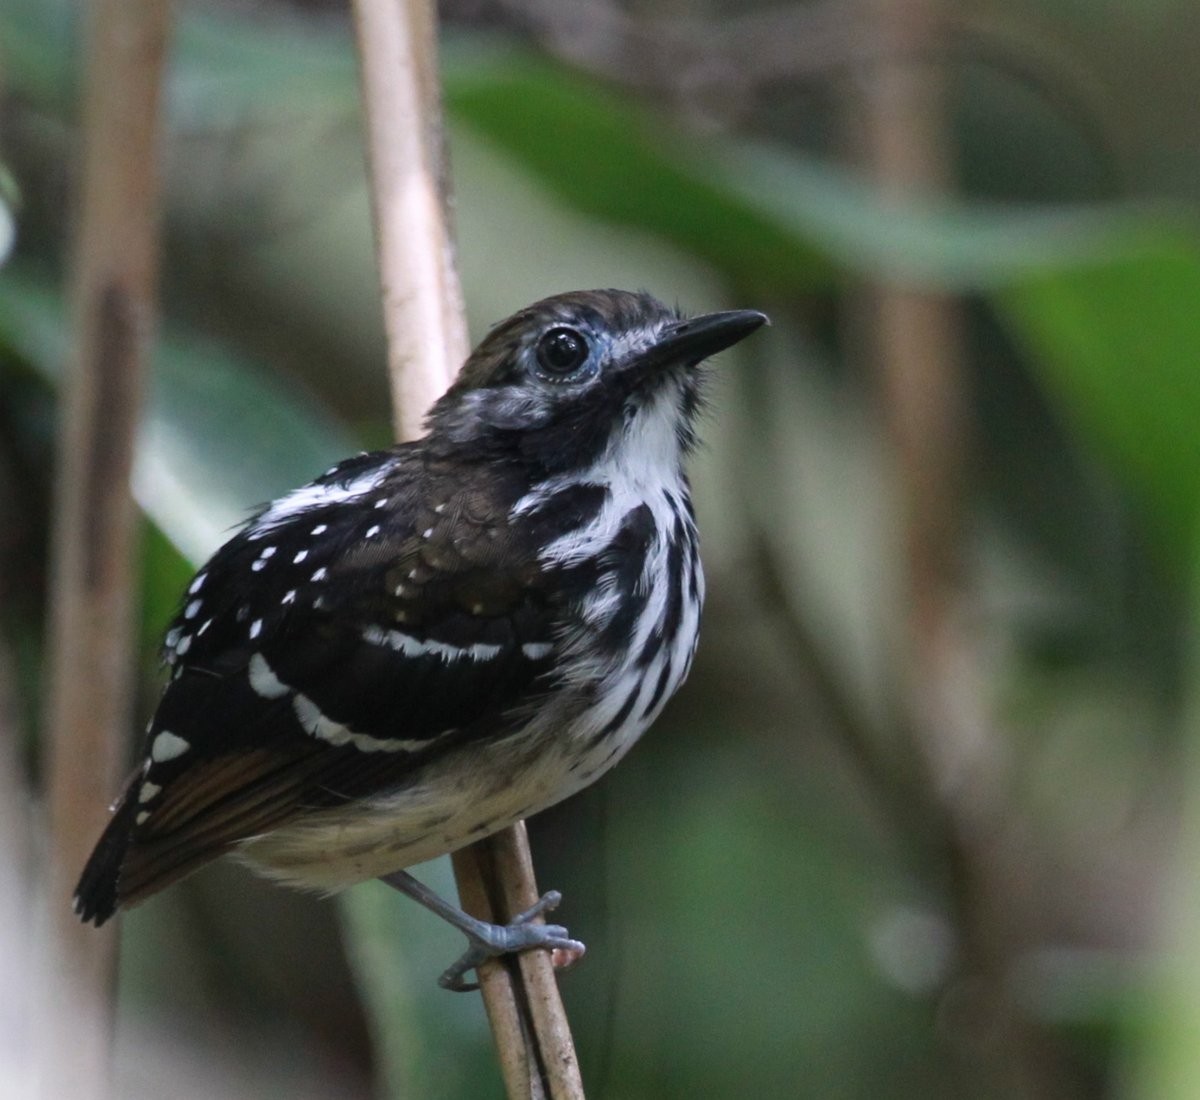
left=4, top=0, right=1200, bottom=1096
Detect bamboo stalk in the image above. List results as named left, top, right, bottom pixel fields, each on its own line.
left=351, top=0, right=466, bottom=439
left=349, top=3, right=584, bottom=1096
left=846, top=0, right=1078, bottom=1094
left=36, top=1, right=172, bottom=1098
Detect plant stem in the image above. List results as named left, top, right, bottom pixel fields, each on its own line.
left=37, top=1, right=171, bottom=1097
left=350, top=2, right=584, bottom=1096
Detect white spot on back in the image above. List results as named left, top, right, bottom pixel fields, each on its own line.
left=293, top=549, right=308, bottom=564
left=184, top=599, right=202, bottom=619
left=312, top=524, right=328, bottom=534
left=251, top=559, right=267, bottom=572
left=249, top=652, right=290, bottom=699
left=176, top=634, right=192, bottom=656
left=151, top=730, right=190, bottom=762
left=136, top=810, right=151, bottom=826
left=138, top=781, right=161, bottom=804
left=248, top=463, right=393, bottom=537
left=365, top=525, right=380, bottom=538
left=188, top=573, right=207, bottom=595
left=311, top=567, right=328, bottom=582
left=282, top=589, right=297, bottom=605
left=249, top=619, right=263, bottom=640
left=422, top=528, right=434, bottom=539
left=522, top=642, right=553, bottom=660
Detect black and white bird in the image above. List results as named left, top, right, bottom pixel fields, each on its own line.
left=75, top=289, right=767, bottom=988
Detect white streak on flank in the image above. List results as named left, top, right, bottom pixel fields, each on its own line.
left=151, top=730, right=190, bottom=762
left=282, top=589, right=297, bottom=605
left=248, top=652, right=290, bottom=699
left=293, top=549, right=308, bottom=564
left=247, top=463, right=392, bottom=538
left=511, top=377, right=705, bottom=760
left=677, top=528, right=705, bottom=684
left=522, top=642, right=553, bottom=660
left=136, top=811, right=151, bottom=826
left=249, top=619, right=263, bottom=640
left=361, top=625, right=502, bottom=663
left=138, top=781, right=161, bottom=803
left=365, top=525, right=380, bottom=538
left=188, top=573, right=207, bottom=595
left=311, top=524, right=328, bottom=534
left=176, top=634, right=193, bottom=656
left=184, top=599, right=202, bottom=619
left=311, top=567, right=328, bottom=582
left=519, top=385, right=684, bottom=570
left=292, top=693, right=446, bottom=753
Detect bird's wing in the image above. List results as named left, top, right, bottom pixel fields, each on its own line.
left=75, top=449, right=604, bottom=922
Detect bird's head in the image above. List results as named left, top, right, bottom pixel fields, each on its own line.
left=425, top=289, right=767, bottom=474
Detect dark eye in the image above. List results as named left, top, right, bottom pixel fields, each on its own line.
left=535, top=327, right=589, bottom=377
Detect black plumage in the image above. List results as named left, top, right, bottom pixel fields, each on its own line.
left=75, top=290, right=767, bottom=981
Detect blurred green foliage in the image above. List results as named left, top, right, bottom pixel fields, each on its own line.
left=3, top=0, right=1200, bottom=1096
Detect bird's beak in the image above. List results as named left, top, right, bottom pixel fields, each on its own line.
left=644, top=309, right=769, bottom=368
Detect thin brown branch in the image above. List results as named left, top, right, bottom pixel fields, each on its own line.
left=350, top=2, right=583, bottom=1096
left=351, top=0, right=466, bottom=440
left=36, top=1, right=172, bottom=1098
left=843, top=1, right=1085, bottom=1095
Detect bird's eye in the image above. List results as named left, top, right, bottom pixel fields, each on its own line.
left=535, top=327, right=589, bottom=378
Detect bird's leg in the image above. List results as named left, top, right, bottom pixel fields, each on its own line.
left=379, top=869, right=586, bottom=992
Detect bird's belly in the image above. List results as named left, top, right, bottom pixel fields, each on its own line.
left=235, top=717, right=622, bottom=891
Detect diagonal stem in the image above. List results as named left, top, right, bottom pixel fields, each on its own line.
left=350, top=1, right=584, bottom=1096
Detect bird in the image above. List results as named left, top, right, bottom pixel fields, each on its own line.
left=74, top=288, right=767, bottom=989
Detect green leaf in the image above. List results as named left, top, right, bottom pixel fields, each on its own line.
left=444, top=47, right=1157, bottom=294
left=708, top=143, right=1157, bottom=290
left=0, top=266, right=356, bottom=564
left=997, top=227, right=1200, bottom=569
left=443, top=47, right=831, bottom=295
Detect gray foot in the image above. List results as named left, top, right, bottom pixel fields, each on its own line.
left=377, top=870, right=586, bottom=992
left=439, top=890, right=586, bottom=992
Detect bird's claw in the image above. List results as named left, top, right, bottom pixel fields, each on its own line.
left=439, top=890, right=587, bottom=992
